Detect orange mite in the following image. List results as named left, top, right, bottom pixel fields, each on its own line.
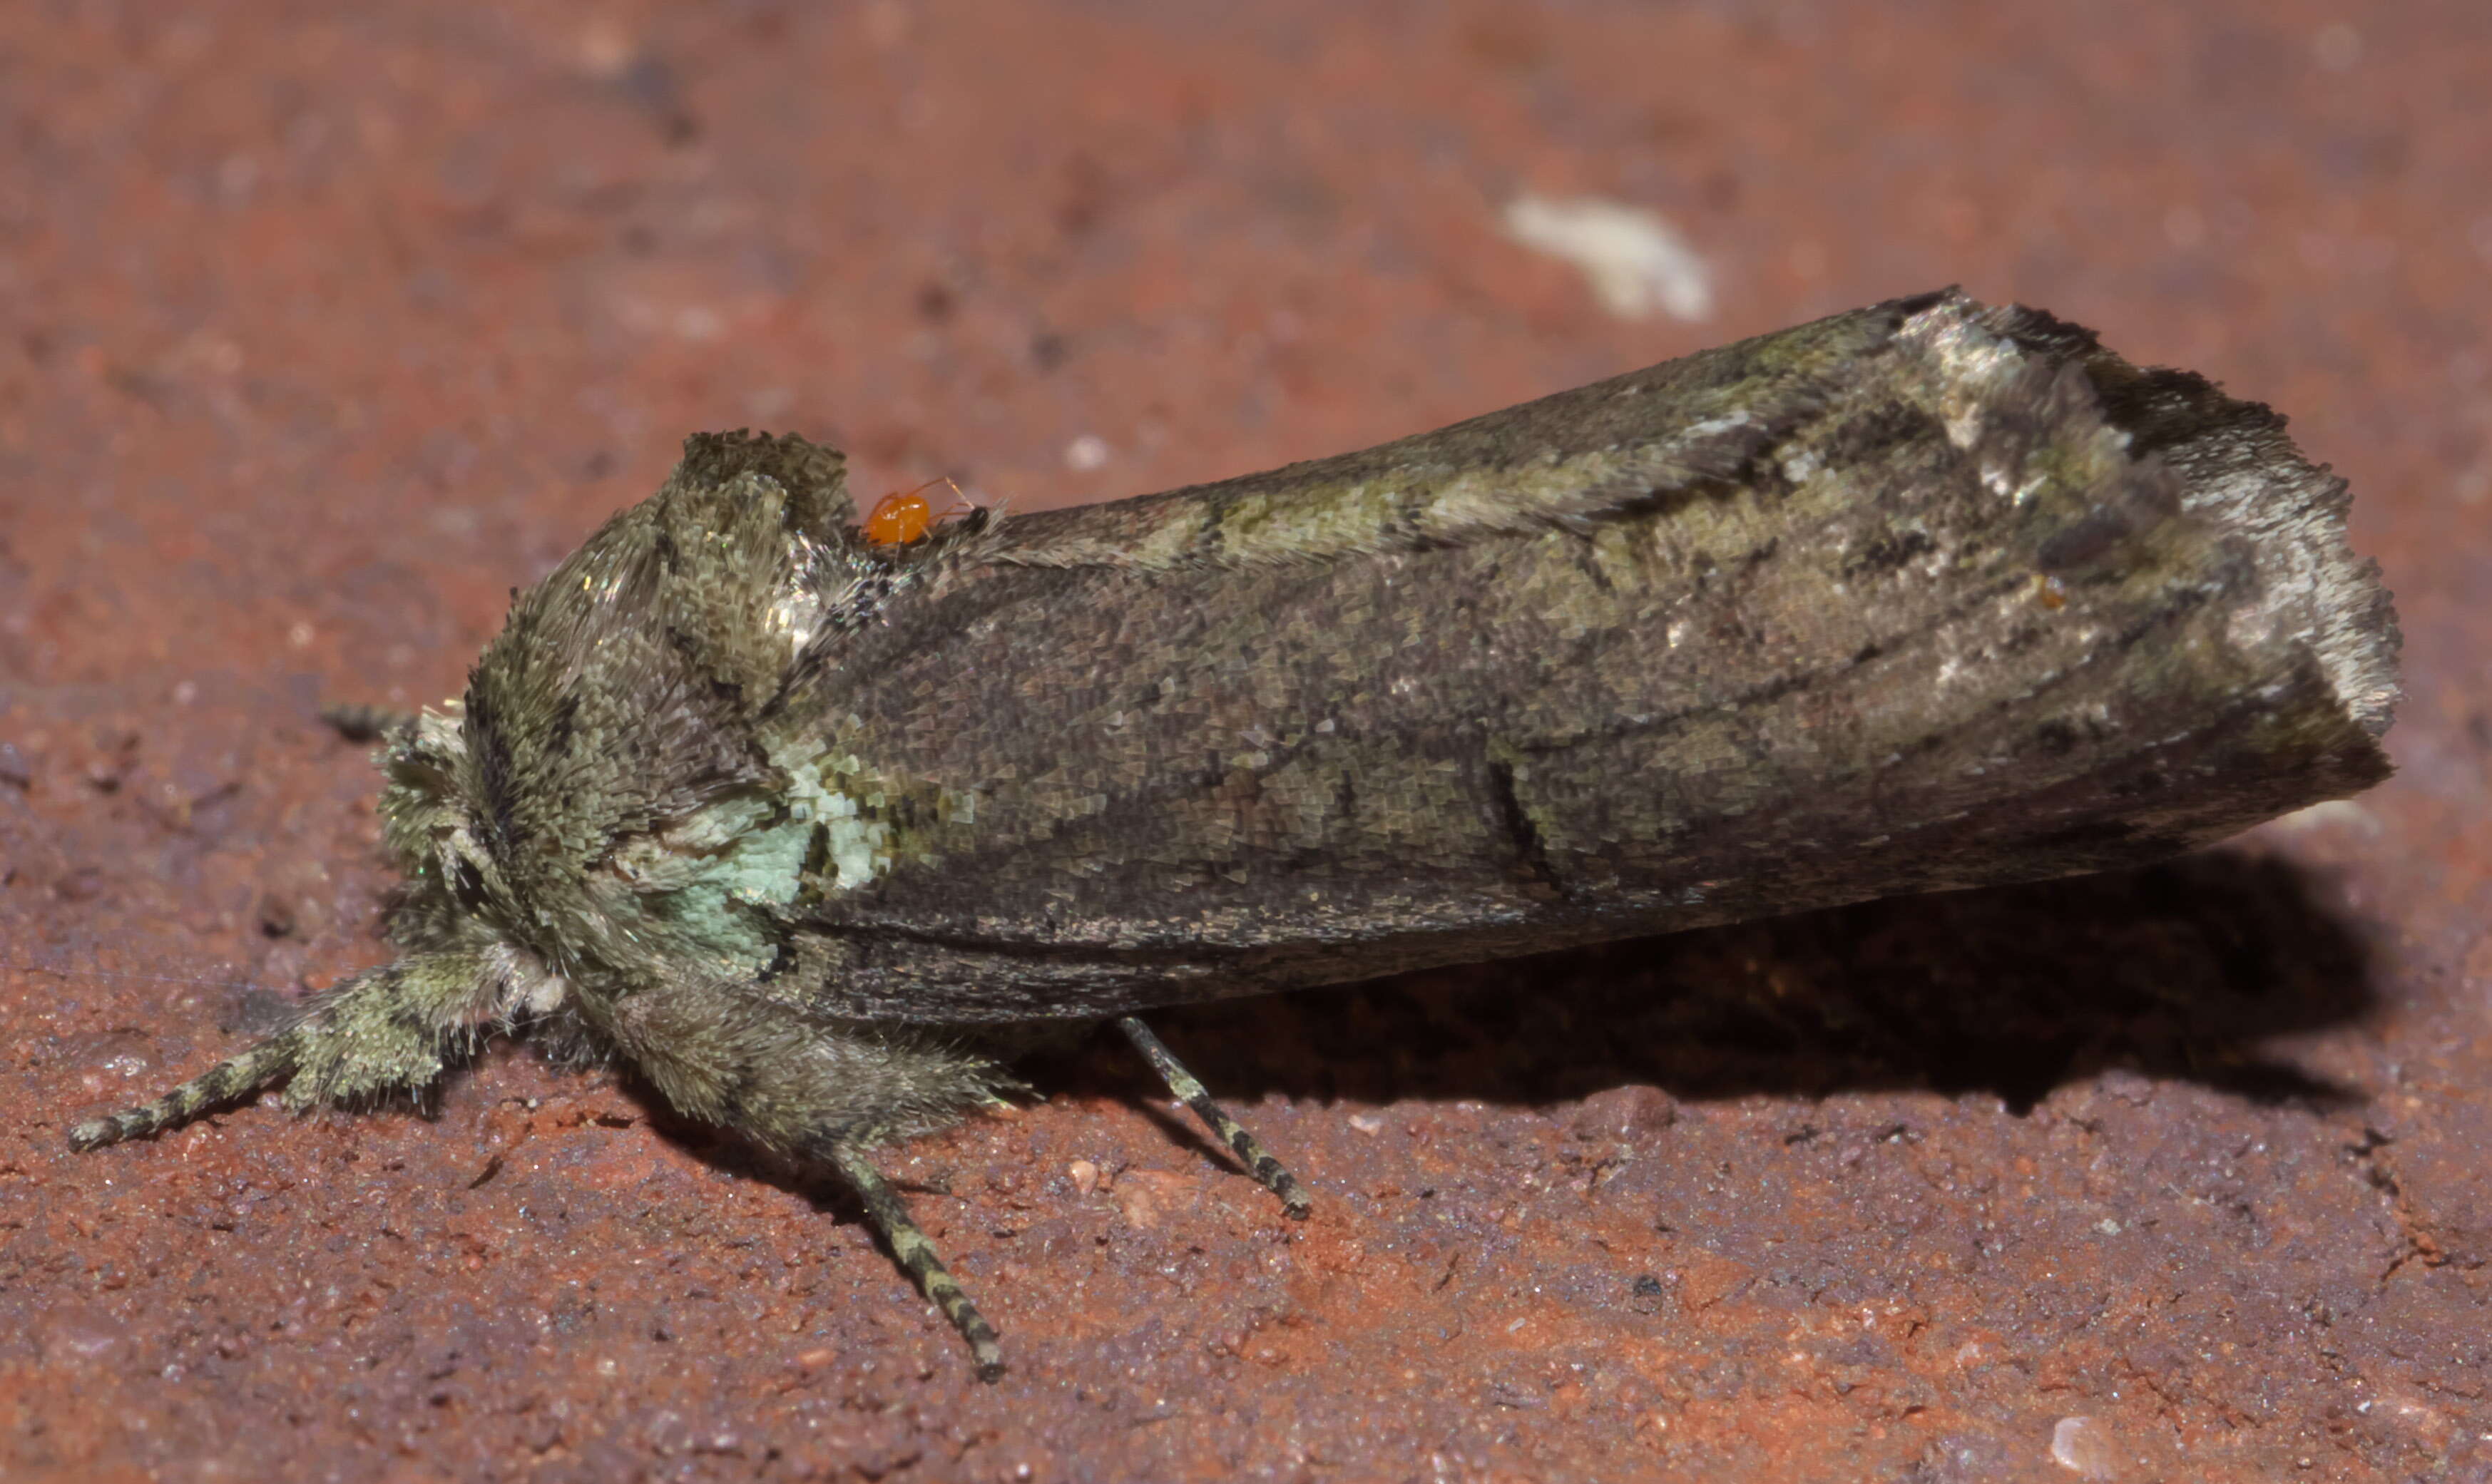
left=862, top=477, right=962, bottom=546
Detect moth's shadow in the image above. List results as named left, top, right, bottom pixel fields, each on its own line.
left=643, top=849, right=2374, bottom=1204
left=1055, top=849, right=2377, bottom=1118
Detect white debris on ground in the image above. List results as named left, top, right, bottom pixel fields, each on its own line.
left=2048, top=1416, right=2120, bottom=1480
left=1063, top=433, right=1112, bottom=471
left=1501, top=193, right=1715, bottom=322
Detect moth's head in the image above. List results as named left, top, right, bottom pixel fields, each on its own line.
left=367, top=705, right=528, bottom=951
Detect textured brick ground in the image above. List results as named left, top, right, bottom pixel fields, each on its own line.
left=3, top=4, right=2487, bottom=1480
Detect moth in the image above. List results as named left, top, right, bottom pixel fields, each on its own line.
left=71, top=290, right=2401, bottom=1378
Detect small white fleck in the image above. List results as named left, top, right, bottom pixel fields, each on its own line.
left=575, top=19, right=635, bottom=76
left=218, top=154, right=259, bottom=200
left=1064, top=434, right=1111, bottom=472
left=2453, top=459, right=2490, bottom=506
left=1501, top=193, right=1713, bottom=322
left=2050, top=1416, right=2118, bottom=1480
left=1347, top=1114, right=1384, bottom=1134
left=2274, top=798, right=2379, bottom=836
left=170, top=680, right=198, bottom=705
left=2310, top=22, right=2361, bottom=71
left=1680, top=412, right=1755, bottom=439
left=287, top=621, right=316, bottom=650
left=2095, top=1218, right=2122, bottom=1236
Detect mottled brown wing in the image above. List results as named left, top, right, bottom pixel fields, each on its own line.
left=757, top=291, right=2396, bottom=1024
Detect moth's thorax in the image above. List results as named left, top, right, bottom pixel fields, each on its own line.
left=399, top=435, right=989, bottom=991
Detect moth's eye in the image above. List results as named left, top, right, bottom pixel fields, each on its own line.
left=864, top=490, right=935, bottom=546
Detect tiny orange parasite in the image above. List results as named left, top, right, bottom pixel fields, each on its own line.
left=863, top=477, right=963, bottom=546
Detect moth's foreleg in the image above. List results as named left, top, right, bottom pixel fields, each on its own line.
left=68, top=1029, right=307, bottom=1150
left=826, top=1140, right=1006, bottom=1382
left=1115, top=1015, right=1311, bottom=1219
left=69, top=951, right=494, bottom=1150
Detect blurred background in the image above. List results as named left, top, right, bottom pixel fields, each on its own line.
left=2, top=4, right=2486, bottom=1480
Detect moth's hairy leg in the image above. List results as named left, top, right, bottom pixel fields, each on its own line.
left=1115, top=1015, right=1311, bottom=1219
left=69, top=951, right=493, bottom=1150
left=68, top=1030, right=307, bottom=1150
left=319, top=701, right=419, bottom=743
left=590, top=981, right=1018, bottom=1378
left=826, top=1141, right=1006, bottom=1382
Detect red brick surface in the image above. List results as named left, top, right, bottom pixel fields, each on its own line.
left=3, top=4, right=2487, bottom=1480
